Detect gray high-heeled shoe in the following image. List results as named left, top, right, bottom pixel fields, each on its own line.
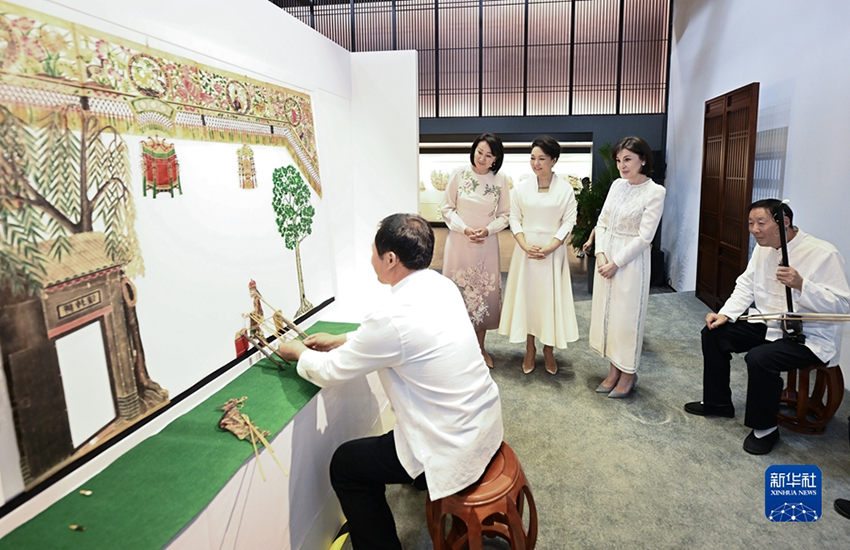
left=608, top=374, right=637, bottom=399
left=595, top=381, right=614, bottom=393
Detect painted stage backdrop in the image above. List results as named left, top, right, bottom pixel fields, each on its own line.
left=0, top=0, right=333, bottom=496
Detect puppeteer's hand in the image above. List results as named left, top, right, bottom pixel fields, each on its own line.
left=277, top=339, right=307, bottom=362
left=705, top=313, right=728, bottom=330
left=776, top=266, right=804, bottom=291
left=303, top=332, right=347, bottom=351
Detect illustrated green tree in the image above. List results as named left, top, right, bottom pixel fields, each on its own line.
left=271, top=165, right=315, bottom=317
left=0, top=103, right=142, bottom=296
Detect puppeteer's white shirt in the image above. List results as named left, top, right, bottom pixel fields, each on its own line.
left=297, top=269, right=504, bottom=500
left=719, top=230, right=850, bottom=364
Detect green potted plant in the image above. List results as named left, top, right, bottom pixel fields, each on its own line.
left=569, top=143, right=620, bottom=293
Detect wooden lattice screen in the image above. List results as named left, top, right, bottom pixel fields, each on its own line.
left=695, top=82, right=760, bottom=311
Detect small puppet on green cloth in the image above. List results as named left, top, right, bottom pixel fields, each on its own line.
left=218, top=396, right=270, bottom=440
left=218, top=397, right=287, bottom=480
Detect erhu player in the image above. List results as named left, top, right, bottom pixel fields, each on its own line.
left=684, top=199, right=850, bottom=454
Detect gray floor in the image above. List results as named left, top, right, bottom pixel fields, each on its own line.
left=342, top=292, right=850, bottom=549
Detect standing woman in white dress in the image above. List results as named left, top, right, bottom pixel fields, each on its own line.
left=441, top=133, right=510, bottom=368
left=499, top=136, right=579, bottom=374
left=590, top=136, right=666, bottom=398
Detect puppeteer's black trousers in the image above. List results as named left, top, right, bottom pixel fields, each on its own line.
left=330, top=431, right=426, bottom=550
left=701, top=321, right=821, bottom=429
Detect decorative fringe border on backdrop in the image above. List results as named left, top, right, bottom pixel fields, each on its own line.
left=0, top=0, right=322, bottom=196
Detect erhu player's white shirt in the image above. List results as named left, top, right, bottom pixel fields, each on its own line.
left=719, top=230, right=850, bottom=364
left=297, top=268, right=504, bottom=499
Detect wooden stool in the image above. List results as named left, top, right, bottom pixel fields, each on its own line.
left=778, top=364, right=844, bottom=434
left=426, top=442, right=537, bottom=550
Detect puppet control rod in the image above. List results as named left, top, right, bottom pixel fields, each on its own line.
left=243, top=412, right=289, bottom=479
left=242, top=296, right=308, bottom=369
left=244, top=318, right=288, bottom=369
left=255, top=293, right=308, bottom=339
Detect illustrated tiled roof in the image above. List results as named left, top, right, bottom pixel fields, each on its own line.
left=37, top=232, right=125, bottom=287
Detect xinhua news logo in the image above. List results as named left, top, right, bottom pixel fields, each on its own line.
left=765, top=465, right=822, bottom=522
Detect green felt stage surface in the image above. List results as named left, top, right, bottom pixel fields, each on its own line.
left=0, top=321, right=358, bottom=550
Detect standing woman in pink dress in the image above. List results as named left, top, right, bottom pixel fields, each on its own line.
left=441, top=134, right=511, bottom=367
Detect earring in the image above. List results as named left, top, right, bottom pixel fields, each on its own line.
left=642, top=163, right=645, bottom=166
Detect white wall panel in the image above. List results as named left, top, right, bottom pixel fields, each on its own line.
left=342, top=50, right=421, bottom=318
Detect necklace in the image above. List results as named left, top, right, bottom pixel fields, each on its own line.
left=538, top=185, right=550, bottom=190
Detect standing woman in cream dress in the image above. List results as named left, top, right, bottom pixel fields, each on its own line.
left=590, top=136, right=666, bottom=398
left=499, top=136, right=579, bottom=374
left=441, top=133, right=510, bottom=368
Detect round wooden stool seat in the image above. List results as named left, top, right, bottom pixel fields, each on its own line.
left=425, top=442, right=537, bottom=550
left=778, top=364, right=844, bottom=434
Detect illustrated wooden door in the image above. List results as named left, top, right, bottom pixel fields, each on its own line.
left=7, top=342, right=74, bottom=484
left=695, top=83, right=759, bottom=311
left=1, top=295, right=74, bottom=486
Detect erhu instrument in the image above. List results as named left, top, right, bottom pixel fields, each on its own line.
left=774, top=200, right=805, bottom=343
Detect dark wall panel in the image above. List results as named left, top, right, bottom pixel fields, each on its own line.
left=277, top=0, right=672, bottom=118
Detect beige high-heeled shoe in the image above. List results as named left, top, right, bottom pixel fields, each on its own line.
left=522, top=351, right=535, bottom=374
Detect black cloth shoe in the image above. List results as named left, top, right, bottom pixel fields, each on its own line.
left=835, top=499, right=850, bottom=520
left=684, top=401, right=735, bottom=418
left=743, top=429, right=780, bottom=455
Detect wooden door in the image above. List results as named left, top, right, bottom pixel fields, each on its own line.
left=695, top=83, right=759, bottom=311
left=0, top=294, right=74, bottom=485
left=7, top=342, right=74, bottom=483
